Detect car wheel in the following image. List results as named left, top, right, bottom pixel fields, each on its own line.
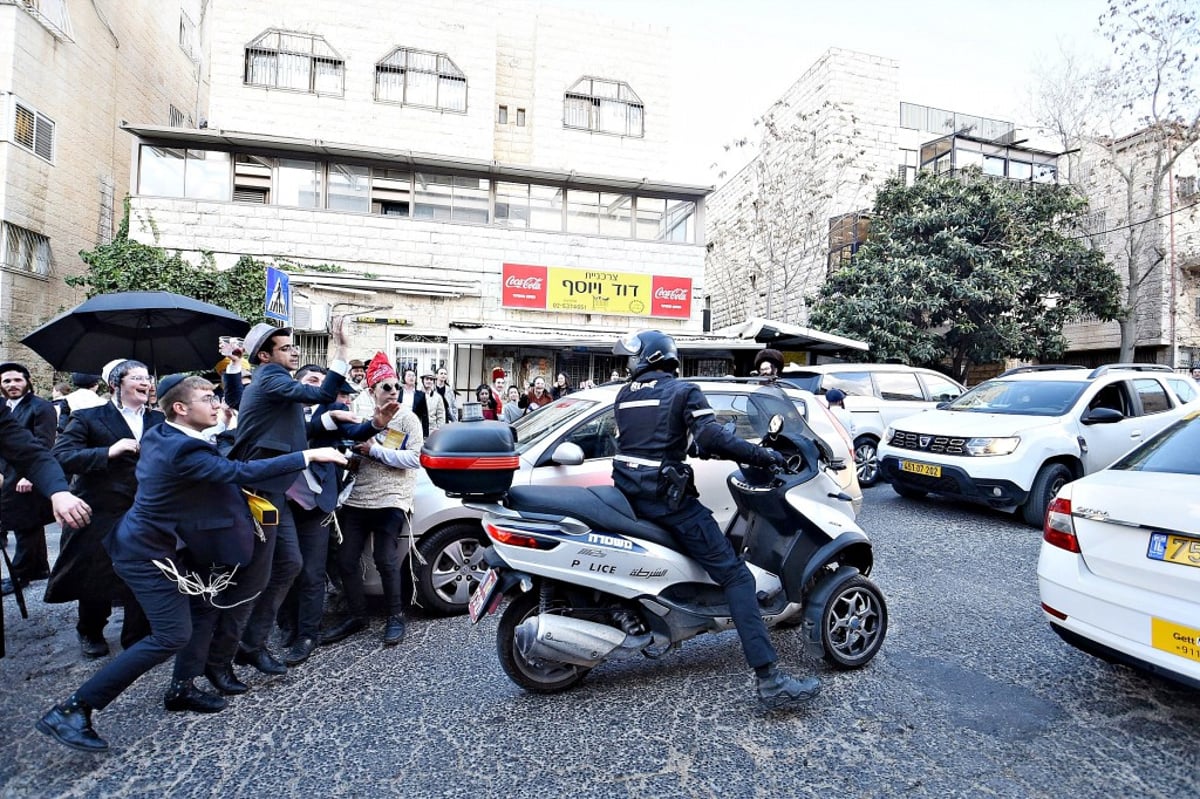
left=497, top=590, right=589, bottom=693
left=1021, top=463, right=1073, bottom=528
left=892, top=483, right=927, bottom=500
left=415, top=523, right=490, bottom=616
left=818, top=573, right=888, bottom=669
left=854, top=436, right=880, bottom=487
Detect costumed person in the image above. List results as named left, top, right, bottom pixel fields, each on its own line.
left=0, top=362, right=56, bottom=597
left=48, top=360, right=163, bottom=659
left=322, top=353, right=422, bottom=647
left=490, top=367, right=507, bottom=415
left=206, top=320, right=351, bottom=683
left=35, top=375, right=348, bottom=753
left=611, top=330, right=821, bottom=709
left=753, top=348, right=785, bottom=379
left=476, top=384, right=499, bottom=420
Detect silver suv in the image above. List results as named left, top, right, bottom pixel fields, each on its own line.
left=780, top=364, right=966, bottom=487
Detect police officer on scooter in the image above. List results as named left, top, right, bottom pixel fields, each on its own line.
left=611, top=330, right=821, bottom=709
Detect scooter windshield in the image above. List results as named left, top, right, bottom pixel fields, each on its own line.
left=708, top=384, right=820, bottom=444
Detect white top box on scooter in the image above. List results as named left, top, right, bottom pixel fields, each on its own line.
left=420, top=420, right=519, bottom=499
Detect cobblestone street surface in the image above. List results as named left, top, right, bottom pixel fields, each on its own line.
left=2, top=491, right=1198, bottom=798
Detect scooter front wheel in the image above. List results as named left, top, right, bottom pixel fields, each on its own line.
left=497, top=591, right=590, bottom=693
left=819, top=574, right=887, bottom=669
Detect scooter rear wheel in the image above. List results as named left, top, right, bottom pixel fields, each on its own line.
left=497, top=591, right=590, bottom=693
left=819, top=574, right=887, bottom=669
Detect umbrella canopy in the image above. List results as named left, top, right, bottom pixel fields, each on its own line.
left=21, top=291, right=251, bottom=374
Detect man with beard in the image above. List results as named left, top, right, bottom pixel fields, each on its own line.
left=48, top=360, right=163, bottom=658
left=0, top=362, right=56, bottom=596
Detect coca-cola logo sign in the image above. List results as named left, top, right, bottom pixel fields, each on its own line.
left=653, top=287, right=689, bottom=301
left=505, top=276, right=544, bottom=290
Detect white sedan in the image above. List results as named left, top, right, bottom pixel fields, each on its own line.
left=1037, top=408, right=1200, bottom=689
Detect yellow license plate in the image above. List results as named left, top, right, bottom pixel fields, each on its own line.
left=1147, top=532, right=1200, bottom=569
left=900, top=460, right=941, bottom=478
left=1150, top=617, right=1200, bottom=664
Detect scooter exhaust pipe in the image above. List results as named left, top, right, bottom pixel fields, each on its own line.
left=515, top=614, right=646, bottom=667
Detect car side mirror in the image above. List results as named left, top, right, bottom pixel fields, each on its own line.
left=1082, top=407, right=1124, bottom=425
left=550, top=442, right=585, bottom=465
left=936, top=401, right=951, bottom=410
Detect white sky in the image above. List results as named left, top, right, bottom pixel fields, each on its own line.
left=548, top=0, right=1114, bottom=184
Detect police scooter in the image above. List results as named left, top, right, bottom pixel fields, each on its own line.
left=443, top=386, right=887, bottom=695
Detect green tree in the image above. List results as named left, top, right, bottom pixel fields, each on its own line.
left=68, top=200, right=270, bottom=323
left=808, top=170, right=1124, bottom=383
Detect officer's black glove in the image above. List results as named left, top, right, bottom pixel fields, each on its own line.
left=758, top=448, right=788, bottom=471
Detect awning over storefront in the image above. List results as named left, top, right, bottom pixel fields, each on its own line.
left=713, top=318, right=869, bottom=355
left=447, top=321, right=764, bottom=351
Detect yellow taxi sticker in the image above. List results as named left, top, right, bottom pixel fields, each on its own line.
left=1150, top=617, right=1200, bottom=664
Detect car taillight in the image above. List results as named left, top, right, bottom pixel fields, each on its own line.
left=1043, top=497, right=1080, bottom=553
left=484, top=522, right=558, bottom=550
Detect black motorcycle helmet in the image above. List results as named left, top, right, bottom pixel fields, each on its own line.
left=614, top=330, right=680, bottom=379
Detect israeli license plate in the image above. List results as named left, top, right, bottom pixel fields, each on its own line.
left=1146, top=532, right=1200, bottom=569
left=1150, top=617, right=1200, bottom=664
left=900, top=460, right=941, bottom=478
left=468, top=568, right=500, bottom=624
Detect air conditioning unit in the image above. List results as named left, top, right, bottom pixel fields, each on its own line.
left=293, top=302, right=330, bottom=332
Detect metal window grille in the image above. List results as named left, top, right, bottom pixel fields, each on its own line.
left=393, top=341, right=448, bottom=379
left=563, top=77, right=644, bottom=137
left=169, top=105, right=185, bottom=127
left=12, top=102, right=54, bottom=161
left=2, top=222, right=52, bottom=276
left=374, top=48, right=467, bottom=112
left=243, top=29, right=344, bottom=96
left=18, top=0, right=73, bottom=41
left=293, top=333, right=329, bottom=368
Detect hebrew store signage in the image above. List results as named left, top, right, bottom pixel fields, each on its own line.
left=501, top=263, right=692, bottom=319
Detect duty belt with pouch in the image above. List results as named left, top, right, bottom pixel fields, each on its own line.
left=658, top=462, right=697, bottom=512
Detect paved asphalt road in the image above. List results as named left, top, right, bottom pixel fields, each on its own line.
left=2, top=487, right=1198, bottom=798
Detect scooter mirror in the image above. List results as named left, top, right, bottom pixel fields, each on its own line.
left=766, top=414, right=784, bottom=438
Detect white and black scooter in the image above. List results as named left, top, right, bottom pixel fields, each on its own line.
left=421, top=386, right=887, bottom=694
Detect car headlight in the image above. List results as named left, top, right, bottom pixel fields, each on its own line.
left=883, top=425, right=895, bottom=443
left=964, top=436, right=1020, bottom=456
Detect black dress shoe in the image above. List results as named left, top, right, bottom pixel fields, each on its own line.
left=284, top=636, right=317, bottom=666
left=78, top=632, right=110, bottom=659
left=277, top=624, right=298, bottom=650
left=383, top=615, right=406, bottom=646
left=319, top=616, right=366, bottom=646
left=0, top=578, right=15, bottom=597
left=164, top=679, right=227, bottom=713
left=205, top=665, right=249, bottom=696
left=36, top=696, right=108, bottom=753
left=233, top=647, right=288, bottom=676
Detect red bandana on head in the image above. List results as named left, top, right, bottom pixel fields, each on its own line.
left=365, top=352, right=397, bottom=389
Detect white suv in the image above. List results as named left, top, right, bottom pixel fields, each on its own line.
left=878, top=364, right=1198, bottom=526
left=780, top=364, right=966, bottom=487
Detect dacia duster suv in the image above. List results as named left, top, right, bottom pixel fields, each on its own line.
left=877, top=364, right=1198, bottom=527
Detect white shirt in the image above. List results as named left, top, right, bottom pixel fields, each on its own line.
left=6, top=394, right=25, bottom=411
left=114, top=398, right=147, bottom=440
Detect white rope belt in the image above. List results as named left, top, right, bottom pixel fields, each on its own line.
left=151, top=559, right=261, bottom=609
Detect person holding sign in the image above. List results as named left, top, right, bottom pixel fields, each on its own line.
left=323, top=353, right=423, bottom=648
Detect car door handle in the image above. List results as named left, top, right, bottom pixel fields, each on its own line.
left=1130, top=430, right=1142, bottom=438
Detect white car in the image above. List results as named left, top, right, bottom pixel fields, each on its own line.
left=878, top=364, right=1196, bottom=526
left=1037, top=409, right=1200, bottom=689
left=373, top=381, right=861, bottom=614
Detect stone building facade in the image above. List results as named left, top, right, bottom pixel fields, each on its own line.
left=0, top=0, right=208, bottom=370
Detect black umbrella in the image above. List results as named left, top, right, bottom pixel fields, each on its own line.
left=21, top=291, right=250, bottom=374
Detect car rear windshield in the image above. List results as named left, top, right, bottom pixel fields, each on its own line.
left=1111, top=413, right=1200, bottom=475
left=778, top=373, right=821, bottom=392
left=510, top=396, right=599, bottom=455
left=947, top=379, right=1085, bottom=416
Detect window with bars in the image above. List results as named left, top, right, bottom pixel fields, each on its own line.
left=13, top=102, right=55, bottom=162
left=563, top=77, right=644, bottom=137
left=375, top=47, right=467, bottom=112
left=2, top=222, right=52, bottom=276
left=244, top=30, right=344, bottom=96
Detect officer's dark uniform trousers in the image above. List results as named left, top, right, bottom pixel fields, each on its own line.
left=612, top=371, right=778, bottom=670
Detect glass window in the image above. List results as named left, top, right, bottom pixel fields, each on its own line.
left=822, top=372, right=874, bottom=398
left=277, top=158, right=322, bottom=208
left=705, top=393, right=760, bottom=441
left=1009, top=160, right=1032, bottom=181
left=516, top=108, right=526, bottom=127
left=375, top=47, right=467, bottom=112
left=244, top=29, right=344, bottom=96
left=2, top=222, right=51, bottom=276
left=370, top=168, right=411, bottom=217
left=950, top=380, right=1085, bottom=416
left=567, top=190, right=600, bottom=234
left=600, top=193, right=631, bottom=237
left=635, top=198, right=665, bottom=240
left=1114, top=416, right=1200, bottom=475
left=920, top=374, right=964, bottom=403
left=495, top=182, right=530, bottom=228
left=563, top=77, right=644, bottom=137
left=874, top=372, right=924, bottom=401
left=561, top=409, right=618, bottom=460
left=328, top=163, right=370, bottom=213
left=1033, top=162, right=1057, bottom=183
left=413, top=173, right=489, bottom=222
left=1168, top=378, right=1197, bottom=404
left=983, top=155, right=1005, bottom=177
left=955, top=149, right=983, bottom=171
left=529, top=185, right=563, bottom=231
left=497, top=105, right=508, bottom=124
left=139, top=146, right=186, bottom=196
left=183, top=149, right=230, bottom=201
left=1133, top=378, right=1172, bottom=415
left=663, top=200, right=695, bottom=243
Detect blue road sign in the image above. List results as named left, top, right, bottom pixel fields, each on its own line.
left=265, top=266, right=291, bottom=323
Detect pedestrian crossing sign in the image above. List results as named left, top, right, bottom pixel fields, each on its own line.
left=265, top=266, right=290, bottom=323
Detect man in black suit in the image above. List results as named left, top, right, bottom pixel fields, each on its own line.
left=36, top=375, right=347, bottom=752
left=1, top=362, right=56, bottom=596
left=48, top=360, right=162, bottom=658
left=207, top=320, right=351, bottom=681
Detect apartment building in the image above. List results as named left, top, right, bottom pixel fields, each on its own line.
left=121, top=0, right=721, bottom=390
left=0, top=0, right=207, bottom=368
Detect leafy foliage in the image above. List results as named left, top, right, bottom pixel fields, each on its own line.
left=808, top=170, right=1124, bottom=382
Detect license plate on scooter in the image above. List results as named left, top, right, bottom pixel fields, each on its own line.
left=468, top=568, right=500, bottom=624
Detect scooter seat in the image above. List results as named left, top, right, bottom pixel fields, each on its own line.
left=505, top=485, right=680, bottom=551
